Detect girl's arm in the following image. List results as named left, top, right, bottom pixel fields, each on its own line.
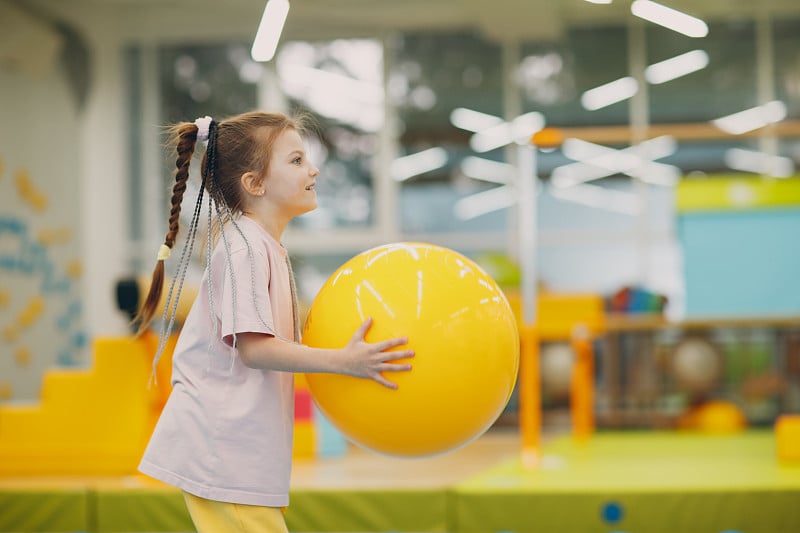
left=236, top=317, right=414, bottom=389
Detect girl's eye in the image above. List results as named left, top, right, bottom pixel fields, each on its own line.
left=292, top=157, right=302, bottom=165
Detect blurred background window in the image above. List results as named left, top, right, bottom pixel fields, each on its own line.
left=121, top=12, right=800, bottom=320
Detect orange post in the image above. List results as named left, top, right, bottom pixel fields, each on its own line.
left=519, top=324, right=541, bottom=468
left=570, top=325, right=594, bottom=442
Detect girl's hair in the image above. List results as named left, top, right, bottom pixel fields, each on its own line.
left=133, top=111, right=306, bottom=335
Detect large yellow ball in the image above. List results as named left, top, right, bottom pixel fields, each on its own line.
left=302, top=243, right=520, bottom=457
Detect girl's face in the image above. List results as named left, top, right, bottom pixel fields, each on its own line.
left=262, top=129, right=320, bottom=218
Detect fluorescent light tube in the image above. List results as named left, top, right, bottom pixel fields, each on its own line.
left=460, top=157, right=514, bottom=184
left=468, top=112, right=544, bottom=152
left=390, top=147, right=448, bottom=181
left=581, top=77, right=638, bottom=110
left=450, top=108, right=504, bottom=132
left=454, top=186, right=515, bottom=220
left=712, top=101, right=787, bottom=135
left=645, top=49, right=709, bottom=84
left=631, top=0, right=708, bottom=38
left=251, top=0, right=290, bottom=62
left=724, top=148, right=795, bottom=177
left=550, top=183, right=640, bottom=215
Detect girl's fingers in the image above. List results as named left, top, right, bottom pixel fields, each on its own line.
left=375, top=337, right=409, bottom=351
left=351, top=317, right=373, bottom=341
left=381, top=363, right=413, bottom=372
left=374, top=375, right=399, bottom=389
left=381, top=350, right=414, bottom=362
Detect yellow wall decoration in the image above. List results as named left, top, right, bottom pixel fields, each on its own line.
left=1, top=68, right=86, bottom=402
left=66, top=259, right=82, bottom=280
left=14, top=169, right=48, bottom=212
left=1, top=158, right=86, bottom=400
left=14, top=347, right=31, bottom=367
left=17, top=295, right=45, bottom=328
left=37, top=227, right=73, bottom=245
left=3, top=325, right=20, bottom=343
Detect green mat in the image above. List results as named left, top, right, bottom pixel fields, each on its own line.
left=0, top=488, right=88, bottom=533
left=1, top=432, right=798, bottom=532
left=454, top=431, right=800, bottom=533
left=286, top=489, right=449, bottom=533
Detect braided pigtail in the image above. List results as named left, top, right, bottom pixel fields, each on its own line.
left=133, top=122, right=199, bottom=336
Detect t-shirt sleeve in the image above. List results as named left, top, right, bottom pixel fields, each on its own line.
left=215, top=244, right=276, bottom=347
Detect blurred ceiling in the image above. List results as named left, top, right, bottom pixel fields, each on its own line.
left=284, top=0, right=800, bottom=42
left=6, top=0, right=800, bottom=110
left=14, top=0, right=800, bottom=44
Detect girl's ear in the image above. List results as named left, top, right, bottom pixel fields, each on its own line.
left=241, top=171, right=265, bottom=197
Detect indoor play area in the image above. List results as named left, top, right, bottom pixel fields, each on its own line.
left=2, top=0, right=800, bottom=532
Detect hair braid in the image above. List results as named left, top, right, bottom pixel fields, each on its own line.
left=205, top=124, right=226, bottom=218
left=165, top=140, right=194, bottom=247
left=133, top=123, right=198, bottom=335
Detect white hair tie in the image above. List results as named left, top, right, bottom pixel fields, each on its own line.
left=194, top=116, right=213, bottom=143
left=157, top=243, right=171, bottom=261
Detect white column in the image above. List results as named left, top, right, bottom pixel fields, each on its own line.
left=139, top=44, right=163, bottom=266
left=79, top=23, right=130, bottom=337
left=628, top=15, right=650, bottom=285
left=502, top=39, right=523, bottom=259
left=376, top=32, right=400, bottom=242
left=756, top=8, right=778, bottom=159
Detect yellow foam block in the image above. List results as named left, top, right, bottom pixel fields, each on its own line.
left=0, top=337, right=158, bottom=475
left=506, top=291, right=606, bottom=340
left=678, top=401, right=747, bottom=434
left=776, top=415, right=800, bottom=463
left=295, top=373, right=310, bottom=390
left=293, top=421, right=315, bottom=460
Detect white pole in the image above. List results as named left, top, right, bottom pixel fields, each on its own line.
left=503, top=39, right=522, bottom=259
left=756, top=8, right=777, bottom=161
left=377, top=32, right=401, bottom=243
left=628, top=14, right=650, bottom=285
left=139, top=44, right=162, bottom=270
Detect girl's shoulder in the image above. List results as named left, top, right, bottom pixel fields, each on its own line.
left=217, top=217, right=274, bottom=258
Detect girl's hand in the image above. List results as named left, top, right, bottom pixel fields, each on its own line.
left=342, top=317, right=414, bottom=389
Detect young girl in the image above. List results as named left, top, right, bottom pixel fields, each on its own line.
left=135, top=111, right=414, bottom=533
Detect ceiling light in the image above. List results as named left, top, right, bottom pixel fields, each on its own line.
left=553, top=136, right=679, bottom=187
left=460, top=157, right=514, bottom=184
left=251, top=0, right=290, bottom=62
left=724, top=148, right=795, bottom=177
left=390, top=147, right=448, bottom=181
left=469, top=122, right=511, bottom=153
left=581, top=50, right=709, bottom=110
left=511, top=112, right=546, bottom=145
left=631, top=0, right=708, bottom=38
left=469, top=112, right=544, bottom=152
left=549, top=183, right=640, bottom=215
left=454, top=186, right=515, bottom=220
left=645, top=49, right=709, bottom=84
left=450, top=107, right=504, bottom=132
left=581, top=77, right=638, bottom=111
left=712, top=101, right=787, bottom=135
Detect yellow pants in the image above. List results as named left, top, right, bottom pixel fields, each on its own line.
left=183, top=491, right=289, bottom=533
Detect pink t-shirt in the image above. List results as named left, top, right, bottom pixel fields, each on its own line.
left=139, top=216, right=296, bottom=507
